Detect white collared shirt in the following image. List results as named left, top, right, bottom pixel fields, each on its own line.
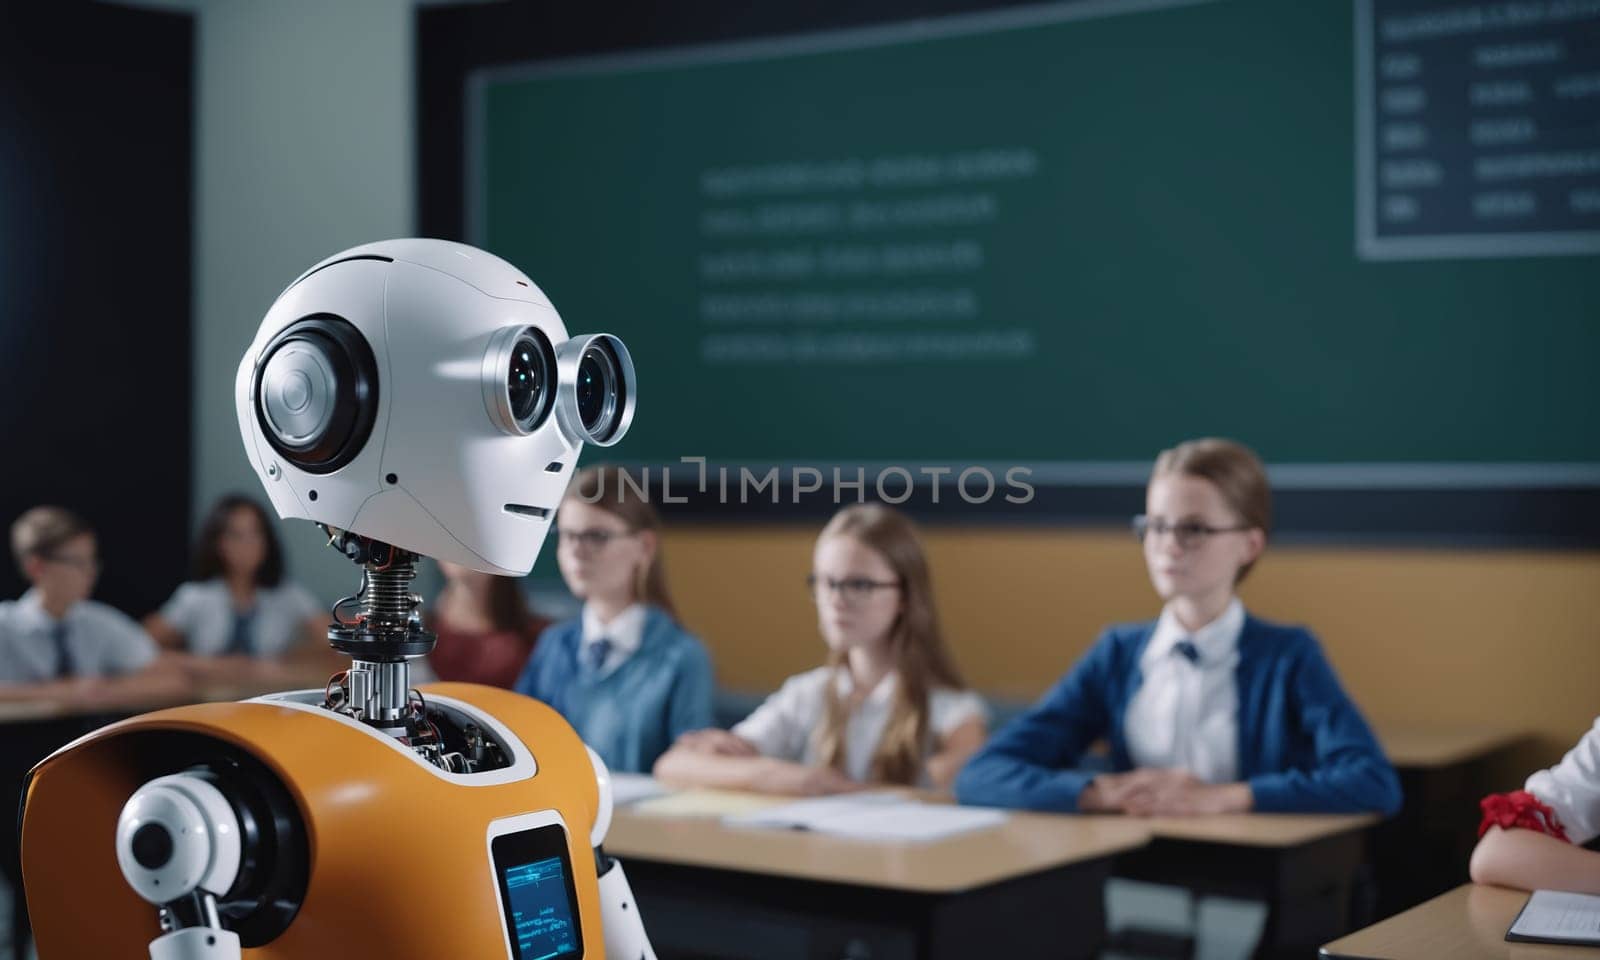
left=1124, top=597, right=1245, bottom=783
left=732, top=666, right=988, bottom=785
left=1526, top=716, right=1600, bottom=845
left=579, top=603, right=648, bottom=676
left=0, top=589, right=158, bottom=683
left=158, top=578, right=322, bottom=658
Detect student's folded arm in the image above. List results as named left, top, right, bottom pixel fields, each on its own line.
left=953, top=630, right=1116, bottom=812
left=652, top=744, right=773, bottom=791
left=1470, top=825, right=1600, bottom=895
left=1245, top=637, right=1404, bottom=816
left=95, top=653, right=193, bottom=706
left=925, top=715, right=987, bottom=793
left=141, top=613, right=186, bottom=651
left=665, top=642, right=716, bottom=744
left=0, top=679, right=83, bottom=703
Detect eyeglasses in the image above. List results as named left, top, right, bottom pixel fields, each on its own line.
left=1132, top=515, right=1251, bottom=550
left=555, top=527, right=636, bottom=551
left=806, top=574, right=900, bottom=606
left=43, top=553, right=100, bottom=573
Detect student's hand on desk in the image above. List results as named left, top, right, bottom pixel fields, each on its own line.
left=765, top=760, right=866, bottom=797
left=1082, top=768, right=1200, bottom=812
left=673, top=729, right=759, bottom=756
left=1121, top=780, right=1254, bottom=817
left=57, top=676, right=116, bottom=710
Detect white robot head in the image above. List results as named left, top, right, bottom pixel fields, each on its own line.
left=235, top=239, right=634, bottom=576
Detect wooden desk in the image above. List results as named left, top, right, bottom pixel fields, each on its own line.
left=1380, top=726, right=1527, bottom=770
left=1321, top=884, right=1600, bottom=960
left=1113, top=812, right=1378, bottom=960
left=607, top=804, right=1150, bottom=959
left=1374, top=724, right=1529, bottom=917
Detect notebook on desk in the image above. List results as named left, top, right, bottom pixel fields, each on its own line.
left=1506, top=889, right=1600, bottom=946
left=724, top=792, right=1009, bottom=842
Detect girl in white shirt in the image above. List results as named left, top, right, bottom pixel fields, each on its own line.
left=145, top=495, right=331, bottom=684
left=1470, top=717, right=1600, bottom=894
left=655, top=503, right=988, bottom=795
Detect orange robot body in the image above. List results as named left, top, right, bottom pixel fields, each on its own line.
left=21, top=682, right=604, bottom=959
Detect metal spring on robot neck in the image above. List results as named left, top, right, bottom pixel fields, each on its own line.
left=362, top=559, right=419, bottom=629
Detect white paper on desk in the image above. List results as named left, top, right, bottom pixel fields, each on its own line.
left=608, top=772, right=670, bottom=807
left=725, top=793, right=1008, bottom=842
left=1507, top=889, right=1600, bottom=945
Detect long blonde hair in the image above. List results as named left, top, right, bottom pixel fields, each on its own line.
left=812, top=504, right=966, bottom=785
left=565, top=465, right=679, bottom=622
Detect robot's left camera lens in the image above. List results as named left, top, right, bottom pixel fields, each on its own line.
left=251, top=315, right=380, bottom=476
left=484, top=326, right=557, bottom=435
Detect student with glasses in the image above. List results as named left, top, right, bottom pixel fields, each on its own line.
left=655, top=503, right=987, bottom=795
left=956, top=438, right=1401, bottom=816
left=0, top=506, right=186, bottom=705
left=513, top=465, right=713, bottom=773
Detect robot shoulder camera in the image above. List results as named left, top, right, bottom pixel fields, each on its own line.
left=235, top=238, right=636, bottom=577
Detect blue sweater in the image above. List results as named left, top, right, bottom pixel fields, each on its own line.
left=954, top=614, right=1402, bottom=816
left=514, top=606, right=714, bottom=774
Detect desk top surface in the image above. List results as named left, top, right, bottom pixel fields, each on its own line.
left=608, top=790, right=1377, bottom=891
left=1141, top=811, right=1377, bottom=846
left=607, top=804, right=1150, bottom=893
left=1378, top=725, right=1528, bottom=769
left=0, top=677, right=329, bottom=725
left=1321, top=884, right=1600, bottom=960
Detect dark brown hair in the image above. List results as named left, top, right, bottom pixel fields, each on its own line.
left=812, top=504, right=967, bottom=785
left=483, top=575, right=537, bottom=634
left=191, top=494, right=285, bottom=588
left=1151, top=437, right=1272, bottom=582
left=564, top=465, right=678, bottom=621
left=10, top=506, right=92, bottom=575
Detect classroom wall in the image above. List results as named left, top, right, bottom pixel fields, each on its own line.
left=0, top=0, right=192, bottom=616
left=662, top=526, right=1600, bottom=777
left=191, top=0, right=420, bottom=605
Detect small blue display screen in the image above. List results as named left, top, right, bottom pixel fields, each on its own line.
left=491, top=823, right=583, bottom=959
left=503, top=856, right=579, bottom=959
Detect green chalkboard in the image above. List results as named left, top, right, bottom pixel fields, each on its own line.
left=470, top=0, right=1600, bottom=472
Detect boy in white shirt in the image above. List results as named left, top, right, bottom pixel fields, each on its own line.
left=0, top=506, right=185, bottom=706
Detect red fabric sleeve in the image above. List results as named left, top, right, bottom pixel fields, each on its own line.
left=1478, top=790, right=1571, bottom=843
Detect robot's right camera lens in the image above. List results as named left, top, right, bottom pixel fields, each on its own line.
left=576, top=344, right=619, bottom=437
left=556, top=334, right=636, bottom=448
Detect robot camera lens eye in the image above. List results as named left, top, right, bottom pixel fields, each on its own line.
left=555, top=332, right=633, bottom=447
left=488, top=327, right=556, bottom=435
left=506, top=336, right=547, bottom=426
left=575, top=345, right=619, bottom=436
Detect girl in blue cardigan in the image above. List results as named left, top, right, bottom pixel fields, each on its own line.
left=955, top=438, right=1402, bottom=817
left=514, top=466, right=714, bottom=774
